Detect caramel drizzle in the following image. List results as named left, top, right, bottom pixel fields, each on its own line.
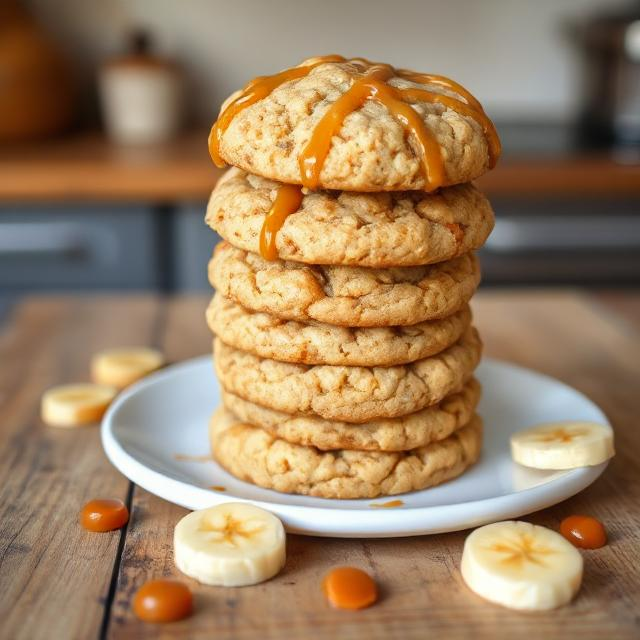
left=370, top=499, right=405, bottom=508
left=209, top=55, right=500, bottom=188
left=259, top=183, right=304, bottom=260
left=299, top=63, right=445, bottom=189
left=400, top=87, right=500, bottom=169
left=396, top=69, right=483, bottom=110
left=208, top=55, right=345, bottom=166
left=174, top=453, right=212, bottom=463
left=209, top=56, right=500, bottom=258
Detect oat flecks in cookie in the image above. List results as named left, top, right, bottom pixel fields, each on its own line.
left=207, top=294, right=472, bottom=367
left=215, top=58, right=496, bottom=191
left=209, top=408, right=483, bottom=499
left=213, top=328, right=482, bottom=423
left=208, top=243, right=480, bottom=327
left=206, top=169, right=495, bottom=267
left=206, top=57, right=496, bottom=499
left=221, top=378, right=481, bottom=452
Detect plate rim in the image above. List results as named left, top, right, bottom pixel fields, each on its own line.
left=101, top=355, right=610, bottom=537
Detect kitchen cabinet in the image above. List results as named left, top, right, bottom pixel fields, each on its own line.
left=0, top=204, right=162, bottom=290
left=170, top=203, right=220, bottom=291
left=481, top=196, right=640, bottom=285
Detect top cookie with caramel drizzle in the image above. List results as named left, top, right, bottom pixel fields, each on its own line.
left=209, top=55, right=500, bottom=259
left=210, top=55, right=499, bottom=184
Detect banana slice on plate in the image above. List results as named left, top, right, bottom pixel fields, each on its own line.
left=174, top=503, right=286, bottom=587
left=510, top=421, right=614, bottom=469
left=461, top=520, right=583, bottom=611
left=91, top=347, right=164, bottom=389
left=41, top=383, right=117, bottom=428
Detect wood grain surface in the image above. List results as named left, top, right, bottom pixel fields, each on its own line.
left=0, top=297, right=161, bottom=639
left=0, top=291, right=638, bottom=640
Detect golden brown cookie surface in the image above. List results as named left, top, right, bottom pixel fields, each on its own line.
left=214, top=328, right=482, bottom=423
left=212, top=57, right=499, bottom=192
left=208, top=243, right=480, bottom=327
left=207, top=294, right=471, bottom=367
left=221, top=378, right=480, bottom=452
left=210, top=408, right=483, bottom=499
left=206, top=169, right=494, bottom=267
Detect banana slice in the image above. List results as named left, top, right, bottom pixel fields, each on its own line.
left=91, top=347, right=164, bottom=389
left=511, top=421, right=614, bottom=469
left=174, top=502, right=286, bottom=586
left=461, top=520, right=583, bottom=610
left=41, top=383, right=117, bottom=428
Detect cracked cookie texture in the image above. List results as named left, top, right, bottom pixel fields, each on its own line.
left=205, top=55, right=496, bottom=499
left=209, top=407, right=483, bottom=499
left=214, top=328, right=481, bottom=423
left=221, top=377, right=480, bottom=452
left=215, top=58, right=494, bottom=191
left=208, top=242, right=480, bottom=327
left=206, top=294, right=471, bottom=367
left=206, top=168, right=494, bottom=267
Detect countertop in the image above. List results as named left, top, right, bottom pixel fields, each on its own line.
left=1, top=130, right=640, bottom=202
left=0, top=291, right=639, bottom=639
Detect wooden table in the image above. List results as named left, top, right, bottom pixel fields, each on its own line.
left=0, top=291, right=638, bottom=639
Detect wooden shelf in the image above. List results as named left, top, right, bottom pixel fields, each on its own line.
left=0, top=131, right=222, bottom=203
left=476, top=155, right=640, bottom=198
left=0, top=130, right=639, bottom=202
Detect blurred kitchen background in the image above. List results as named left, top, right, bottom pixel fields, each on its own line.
left=1, top=0, right=639, bottom=320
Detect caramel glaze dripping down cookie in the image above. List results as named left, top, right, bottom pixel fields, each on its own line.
left=259, top=184, right=304, bottom=260
left=299, top=63, right=445, bottom=190
left=209, top=55, right=501, bottom=259
left=208, top=55, right=346, bottom=167
left=209, top=55, right=500, bottom=184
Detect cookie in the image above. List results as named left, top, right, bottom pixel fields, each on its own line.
left=210, top=56, right=499, bottom=192
left=210, top=407, right=483, bottom=499
left=206, top=169, right=495, bottom=267
left=214, top=328, right=482, bottom=423
left=206, top=294, right=472, bottom=367
left=208, top=243, right=480, bottom=327
left=221, top=377, right=480, bottom=451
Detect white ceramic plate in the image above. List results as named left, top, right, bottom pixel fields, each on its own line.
left=101, top=356, right=610, bottom=538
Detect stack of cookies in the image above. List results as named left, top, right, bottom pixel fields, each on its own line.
left=204, top=56, right=500, bottom=499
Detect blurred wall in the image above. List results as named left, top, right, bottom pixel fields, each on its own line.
left=26, top=0, right=628, bottom=124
